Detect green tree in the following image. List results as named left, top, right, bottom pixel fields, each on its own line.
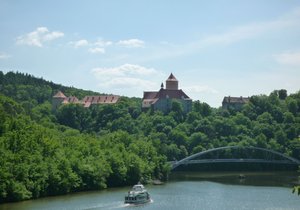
left=278, top=89, right=287, bottom=100
left=255, top=133, right=267, bottom=148
left=274, top=129, right=288, bottom=145
left=170, top=100, right=184, bottom=122
left=188, top=132, right=209, bottom=153
left=57, top=104, right=91, bottom=131
left=287, top=98, right=298, bottom=115
left=169, top=129, right=188, bottom=146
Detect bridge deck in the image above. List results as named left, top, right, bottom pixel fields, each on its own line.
left=171, top=159, right=298, bottom=169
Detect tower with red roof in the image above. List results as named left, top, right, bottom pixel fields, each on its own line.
left=142, top=73, right=192, bottom=113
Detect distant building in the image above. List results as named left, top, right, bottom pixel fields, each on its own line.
left=222, top=96, right=249, bottom=110
left=52, top=91, right=119, bottom=110
left=81, top=95, right=119, bottom=108
left=142, top=73, right=192, bottom=113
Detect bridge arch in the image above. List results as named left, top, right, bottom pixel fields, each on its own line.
left=171, top=146, right=300, bottom=170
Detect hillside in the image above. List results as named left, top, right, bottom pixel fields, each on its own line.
left=0, top=71, right=300, bottom=202
left=0, top=71, right=166, bottom=202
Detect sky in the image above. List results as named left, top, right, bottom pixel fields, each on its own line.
left=0, top=0, right=300, bottom=107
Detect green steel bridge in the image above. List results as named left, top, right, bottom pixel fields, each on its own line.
left=171, top=146, right=300, bottom=171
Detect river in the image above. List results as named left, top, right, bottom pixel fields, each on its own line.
left=0, top=172, right=300, bottom=210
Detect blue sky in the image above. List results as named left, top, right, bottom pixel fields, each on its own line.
left=0, top=0, right=300, bottom=107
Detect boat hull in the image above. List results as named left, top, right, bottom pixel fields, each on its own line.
left=124, top=194, right=150, bottom=204
left=124, top=198, right=151, bottom=204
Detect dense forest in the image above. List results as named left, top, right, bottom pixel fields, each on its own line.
left=0, top=71, right=300, bottom=202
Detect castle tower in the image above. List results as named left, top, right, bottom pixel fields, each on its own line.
left=166, top=73, right=178, bottom=90
left=52, top=91, right=66, bottom=111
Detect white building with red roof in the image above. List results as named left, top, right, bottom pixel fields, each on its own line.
left=52, top=90, right=119, bottom=110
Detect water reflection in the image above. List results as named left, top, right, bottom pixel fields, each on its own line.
left=169, top=171, right=300, bottom=187
left=0, top=171, right=299, bottom=210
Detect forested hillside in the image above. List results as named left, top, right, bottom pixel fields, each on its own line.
left=0, top=71, right=300, bottom=202
left=0, top=72, right=167, bottom=202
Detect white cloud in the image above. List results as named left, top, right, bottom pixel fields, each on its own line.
left=199, top=20, right=293, bottom=47
left=99, top=77, right=157, bottom=89
left=183, top=85, right=219, bottom=94
left=273, top=51, right=300, bottom=66
left=91, top=64, right=162, bottom=91
left=0, top=52, right=11, bottom=59
left=16, top=27, right=64, bottom=47
left=72, top=39, right=89, bottom=48
left=196, top=7, right=300, bottom=49
left=137, top=7, right=300, bottom=63
left=117, top=39, right=145, bottom=48
left=88, top=47, right=105, bottom=54
left=68, top=38, right=144, bottom=54
left=92, top=64, right=159, bottom=78
left=94, top=39, right=112, bottom=47
left=69, top=38, right=112, bottom=53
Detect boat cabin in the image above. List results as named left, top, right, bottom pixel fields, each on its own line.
left=132, top=185, right=145, bottom=191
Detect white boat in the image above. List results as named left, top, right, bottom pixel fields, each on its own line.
left=124, top=183, right=151, bottom=204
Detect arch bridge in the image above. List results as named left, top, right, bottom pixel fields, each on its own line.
left=171, top=146, right=300, bottom=171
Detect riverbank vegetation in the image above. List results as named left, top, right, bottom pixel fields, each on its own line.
left=0, top=71, right=300, bottom=202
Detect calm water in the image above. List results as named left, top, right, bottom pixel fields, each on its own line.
left=1, top=172, right=300, bottom=210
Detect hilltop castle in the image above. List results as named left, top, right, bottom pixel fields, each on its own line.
left=52, top=91, right=119, bottom=110
left=142, top=73, right=192, bottom=113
